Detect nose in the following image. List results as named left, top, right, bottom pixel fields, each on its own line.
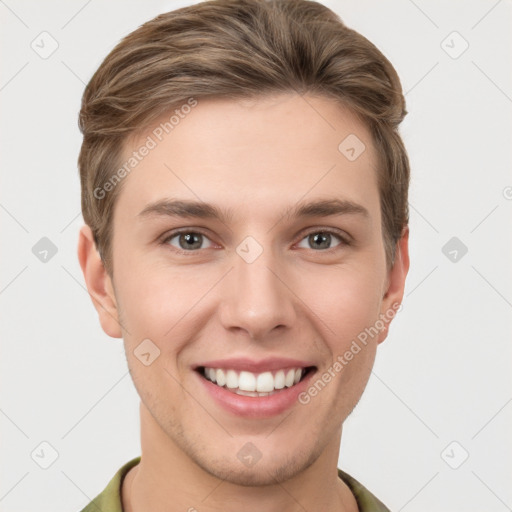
left=218, top=244, right=297, bottom=341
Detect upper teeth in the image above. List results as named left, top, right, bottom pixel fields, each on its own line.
left=203, top=367, right=305, bottom=392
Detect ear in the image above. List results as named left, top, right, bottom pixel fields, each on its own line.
left=377, top=226, right=410, bottom=344
left=77, top=224, right=123, bottom=338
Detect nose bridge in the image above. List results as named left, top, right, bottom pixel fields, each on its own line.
left=220, top=237, right=296, bottom=339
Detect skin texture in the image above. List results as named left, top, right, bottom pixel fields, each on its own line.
left=78, top=93, right=409, bottom=512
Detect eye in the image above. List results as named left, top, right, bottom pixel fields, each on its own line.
left=160, top=228, right=350, bottom=255
left=296, top=230, right=348, bottom=251
left=162, top=230, right=215, bottom=252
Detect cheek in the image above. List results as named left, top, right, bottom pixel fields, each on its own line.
left=115, top=263, right=193, bottom=404
left=113, top=254, right=185, bottom=341
left=300, top=265, right=383, bottom=398
left=114, top=256, right=220, bottom=365
left=303, top=265, right=384, bottom=343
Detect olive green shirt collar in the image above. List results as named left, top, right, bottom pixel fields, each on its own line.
left=79, top=457, right=391, bottom=512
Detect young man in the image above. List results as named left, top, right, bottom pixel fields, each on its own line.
left=77, top=0, right=410, bottom=510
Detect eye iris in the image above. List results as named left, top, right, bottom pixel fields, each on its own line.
left=180, top=232, right=202, bottom=250
left=310, top=232, right=331, bottom=250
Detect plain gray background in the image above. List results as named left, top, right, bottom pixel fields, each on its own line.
left=1, top=1, right=511, bottom=511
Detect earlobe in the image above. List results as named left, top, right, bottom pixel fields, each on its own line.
left=377, top=227, right=410, bottom=344
left=77, top=225, right=123, bottom=338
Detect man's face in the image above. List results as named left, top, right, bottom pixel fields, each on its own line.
left=97, top=93, right=407, bottom=485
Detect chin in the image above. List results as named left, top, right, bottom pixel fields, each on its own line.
left=192, top=445, right=320, bottom=487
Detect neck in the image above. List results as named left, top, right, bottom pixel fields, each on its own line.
left=122, top=403, right=358, bottom=512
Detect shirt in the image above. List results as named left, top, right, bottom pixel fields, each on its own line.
left=79, top=456, right=391, bottom=512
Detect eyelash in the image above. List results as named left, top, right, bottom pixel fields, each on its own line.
left=160, top=228, right=351, bottom=256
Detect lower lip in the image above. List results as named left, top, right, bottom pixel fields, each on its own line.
left=195, top=369, right=316, bottom=418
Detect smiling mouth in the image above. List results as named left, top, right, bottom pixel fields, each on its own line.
left=196, top=366, right=316, bottom=397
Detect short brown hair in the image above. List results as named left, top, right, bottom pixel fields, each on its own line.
left=78, top=0, right=409, bottom=276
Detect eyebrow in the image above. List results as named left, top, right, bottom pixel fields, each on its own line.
left=137, top=197, right=369, bottom=223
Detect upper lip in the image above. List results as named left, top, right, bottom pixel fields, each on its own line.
left=193, top=357, right=316, bottom=373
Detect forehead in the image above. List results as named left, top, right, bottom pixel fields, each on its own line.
left=114, top=93, right=380, bottom=223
